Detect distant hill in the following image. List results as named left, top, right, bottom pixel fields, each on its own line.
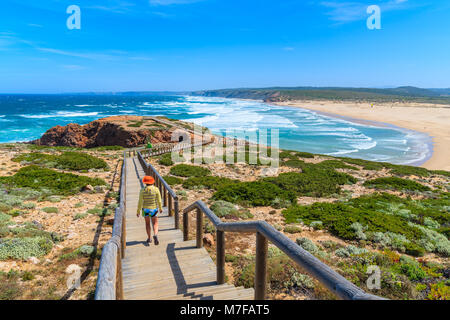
left=192, top=86, right=450, bottom=105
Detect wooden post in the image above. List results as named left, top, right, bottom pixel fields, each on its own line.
left=121, top=214, right=126, bottom=258
left=164, top=187, right=168, bottom=207
left=174, top=200, right=180, bottom=229
left=183, top=210, right=189, bottom=241
left=116, top=249, right=124, bottom=300
left=168, top=196, right=173, bottom=217
left=196, top=208, right=203, bottom=248
left=255, top=232, right=268, bottom=300
left=217, top=230, right=225, bottom=284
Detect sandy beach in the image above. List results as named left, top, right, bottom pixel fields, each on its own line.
left=275, top=100, right=450, bottom=171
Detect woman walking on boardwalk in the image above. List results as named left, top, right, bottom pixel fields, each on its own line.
left=136, top=176, right=162, bottom=245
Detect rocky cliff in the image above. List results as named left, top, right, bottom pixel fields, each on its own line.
left=30, top=116, right=179, bottom=148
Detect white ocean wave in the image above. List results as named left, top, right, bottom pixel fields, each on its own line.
left=20, top=111, right=99, bottom=119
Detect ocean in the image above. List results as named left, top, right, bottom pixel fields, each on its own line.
left=0, top=94, right=432, bottom=166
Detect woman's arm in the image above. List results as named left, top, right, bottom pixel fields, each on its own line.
left=136, top=189, right=143, bottom=217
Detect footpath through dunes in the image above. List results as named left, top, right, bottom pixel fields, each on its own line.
left=96, top=143, right=383, bottom=301
left=122, top=155, right=254, bottom=300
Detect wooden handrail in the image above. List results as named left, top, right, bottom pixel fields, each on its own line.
left=95, top=152, right=127, bottom=300
left=183, top=201, right=385, bottom=301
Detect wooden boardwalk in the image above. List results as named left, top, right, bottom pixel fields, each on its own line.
left=122, top=157, right=254, bottom=300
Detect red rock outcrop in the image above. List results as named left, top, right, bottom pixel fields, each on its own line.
left=30, top=116, right=178, bottom=148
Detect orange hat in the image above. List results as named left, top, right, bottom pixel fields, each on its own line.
left=143, top=176, right=155, bottom=185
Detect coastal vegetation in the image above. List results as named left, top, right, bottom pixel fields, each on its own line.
left=149, top=137, right=449, bottom=300
left=0, top=166, right=106, bottom=196
left=13, top=152, right=108, bottom=171
left=194, top=86, right=450, bottom=105
left=0, top=143, right=121, bottom=300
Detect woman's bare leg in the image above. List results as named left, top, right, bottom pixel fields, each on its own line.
left=152, top=216, right=159, bottom=236
left=145, top=216, right=152, bottom=240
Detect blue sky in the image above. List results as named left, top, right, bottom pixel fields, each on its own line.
left=0, top=0, right=449, bottom=93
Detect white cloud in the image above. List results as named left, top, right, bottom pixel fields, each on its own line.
left=61, top=64, right=86, bottom=71
left=318, top=0, right=411, bottom=23
left=149, top=0, right=205, bottom=6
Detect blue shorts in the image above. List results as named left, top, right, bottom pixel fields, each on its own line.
left=143, top=208, right=158, bottom=218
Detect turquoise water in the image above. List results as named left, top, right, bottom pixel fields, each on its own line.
left=0, top=94, right=432, bottom=165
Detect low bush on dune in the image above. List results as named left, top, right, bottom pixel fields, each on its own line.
left=315, top=160, right=359, bottom=171
left=163, top=176, right=184, bottom=186
left=384, top=164, right=431, bottom=178
left=264, top=169, right=356, bottom=198
left=158, top=153, right=175, bottom=166
left=13, top=152, right=108, bottom=171
left=233, top=247, right=316, bottom=293
left=169, top=164, right=211, bottom=177
left=363, top=177, right=431, bottom=192
left=210, top=200, right=253, bottom=219
left=56, top=152, right=108, bottom=170
left=283, top=193, right=450, bottom=257
left=182, top=176, right=239, bottom=190
left=430, top=170, right=450, bottom=178
left=213, top=181, right=296, bottom=207
left=0, top=165, right=106, bottom=196
left=337, top=157, right=386, bottom=171
left=0, top=237, right=53, bottom=260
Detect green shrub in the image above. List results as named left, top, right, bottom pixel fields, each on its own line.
left=282, top=159, right=306, bottom=168
left=316, top=160, right=359, bottom=170
left=213, top=181, right=297, bottom=207
left=271, top=197, right=292, bottom=209
left=163, top=176, right=183, bottom=186
left=334, top=245, right=369, bottom=258
left=363, top=177, right=431, bottom=192
left=182, top=176, right=238, bottom=190
left=404, top=242, right=425, bottom=257
left=0, top=272, right=22, bottom=300
left=338, top=157, right=385, bottom=171
left=20, top=202, right=36, bottom=209
left=0, top=237, right=53, bottom=260
left=9, top=223, right=59, bottom=241
left=284, top=225, right=302, bottom=234
left=386, top=164, right=430, bottom=177
left=158, top=153, right=174, bottom=166
left=73, top=213, right=88, bottom=220
left=431, top=170, right=450, bottom=178
left=22, top=271, right=34, bottom=281
left=13, top=152, right=108, bottom=171
left=210, top=200, right=253, bottom=219
left=42, top=207, right=58, bottom=214
left=427, top=282, right=450, bottom=300
left=294, top=152, right=315, bottom=159
left=0, top=203, right=12, bottom=213
left=57, top=152, right=108, bottom=170
left=296, top=238, right=319, bottom=254
left=169, top=164, right=211, bottom=177
left=0, top=166, right=106, bottom=195
left=8, top=188, right=43, bottom=200
left=264, top=170, right=356, bottom=198
left=283, top=202, right=422, bottom=243
left=400, top=261, right=427, bottom=281
left=0, top=212, right=11, bottom=225
left=59, top=245, right=95, bottom=261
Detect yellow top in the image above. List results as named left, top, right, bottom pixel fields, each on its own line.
left=137, top=185, right=162, bottom=215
